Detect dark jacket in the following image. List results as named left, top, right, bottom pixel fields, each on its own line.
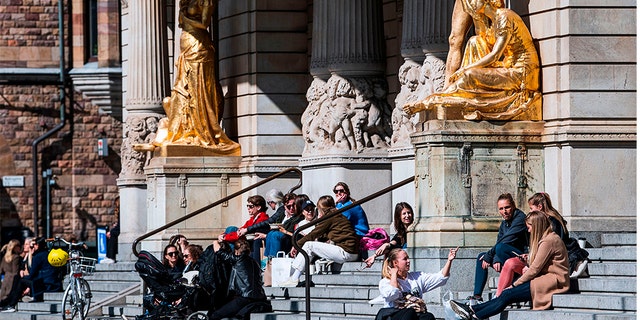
left=25, top=250, right=64, bottom=299
left=247, top=205, right=286, bottom=233
left=483, top=209, right=528, bottom=263
left=215, top=251, right=266, bottom=301
left=298, top=212, right=359, bottom=254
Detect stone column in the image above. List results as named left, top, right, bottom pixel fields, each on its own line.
left=391, top=0, right=454, bottom=212
left=301, top=0, right=391, bottom=227
left=117, top=0, right=170, bottom=261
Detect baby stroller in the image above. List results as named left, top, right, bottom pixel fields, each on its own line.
left=134, top=250, right=208, bottom=320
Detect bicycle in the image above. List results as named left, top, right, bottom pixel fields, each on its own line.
left=47, top=237, right=96, bottom=320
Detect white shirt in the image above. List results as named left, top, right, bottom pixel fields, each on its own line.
left=377, top=271, right=449, bottom=308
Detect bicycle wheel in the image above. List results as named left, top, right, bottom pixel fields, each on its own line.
left=61, top=278, right=92, bottom=320
left=186, top=311, right=208, bottom=320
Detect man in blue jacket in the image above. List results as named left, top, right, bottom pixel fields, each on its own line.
left=469, top=193, right=528, bottom=302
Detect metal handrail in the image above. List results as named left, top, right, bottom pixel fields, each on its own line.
left=132, top=167, right=303, bottom=257
left=291, top=176, right=415, bottom=320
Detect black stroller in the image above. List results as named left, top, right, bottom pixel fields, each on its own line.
left=134, top=250, right=208, bottom=320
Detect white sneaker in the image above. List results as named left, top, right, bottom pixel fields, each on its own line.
left=21, top=296, right=33, bottom=303
left=1, top=306, right=16, bottom=312
left=277, top=278, right=299, bottom=287
left=102, top=258, right=115, bottom=264
left=570, top=260, right=589, bottom=279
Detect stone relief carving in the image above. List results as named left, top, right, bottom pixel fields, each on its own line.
left=391, top=55, right=446, bottom=147
left=302, top=74, right=392, bottom=155
left=120, top=115, right=161, bottom=177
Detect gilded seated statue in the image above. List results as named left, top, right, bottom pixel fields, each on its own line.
left=404, top=0, right=541, bottom=121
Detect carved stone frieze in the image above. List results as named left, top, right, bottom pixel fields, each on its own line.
left=302, top=74, right=392, bottom=156
left=120, top=115, right=161, bottom=178
left=392, top=55, right=446, bottom=147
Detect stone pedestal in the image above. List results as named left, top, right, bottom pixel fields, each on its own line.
left=389, top=147, right=416, bottom=212
left=410, top=120, right=544, bottom=247
left=299, top=154, right=392, bottom=228
left=140, top=156, right=243, bottom=252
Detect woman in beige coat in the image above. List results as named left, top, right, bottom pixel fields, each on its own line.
left=0, top=240, right=22, bottom=303
left=450, top=210, right=570, bottom=319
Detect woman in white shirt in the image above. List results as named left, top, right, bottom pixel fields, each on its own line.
left=376, top=247, right=458, bottom=320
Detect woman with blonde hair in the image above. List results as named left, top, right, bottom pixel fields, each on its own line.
left=0, top=239, right=22, bottom=306
left=375, top=247, right=458, bottom=320
left=451, top=211, right=570, bottom=320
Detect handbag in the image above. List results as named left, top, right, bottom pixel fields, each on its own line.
left=271, top=251, right=294, bottom=287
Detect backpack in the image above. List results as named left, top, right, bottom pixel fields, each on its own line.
left=360, top=228, right=390, bottom=251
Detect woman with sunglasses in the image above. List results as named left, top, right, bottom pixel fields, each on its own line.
left=218, top=195, right=270, bottom=264
left=450, top=211, right=570, bottom=320
left=162, top=244, right=185, bottom=276
left=333, top=182, right=370, bottom=237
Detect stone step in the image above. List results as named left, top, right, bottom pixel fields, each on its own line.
left=95, top=262, right=137, bottom=272
left=101, top=304, right=143, bottom=317
left=0, top=312, right=62, bottom=320
left=601, top=233, right=636, bottom=247
left=90, top=281, right=141, bottom=292
left=269, top=298, right=379, bottom=315
left=504, top=309, right=637, bottom=320
left=576, top=277, right=636, bottom=294
left=554, top=293, right=636, bottom=312
left=44, top=291, right=113, bottom=302
left=266, top=286, right=379, bottom=300
left=12, top=301, right=62, bottom=313
left=307, top=273, right=381, bottom=286
left=588, top=262, right=636, bottom=277
left=84, top=270, right=141, bottom=282
left=586, top=247, right=636, bottom=262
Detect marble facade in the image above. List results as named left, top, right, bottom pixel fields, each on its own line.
left=117, top=1, right=636, bottom=259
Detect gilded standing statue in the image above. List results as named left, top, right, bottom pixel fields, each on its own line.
left=152, top=0, right=241, bottom=155
left=404, top=0, right=541, bottom=121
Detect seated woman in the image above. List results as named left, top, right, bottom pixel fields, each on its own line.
left=162, top=244, right=185, bottom=277
left=0, top=239, right=23, bottom=312
left=364, top=202, right=415, bottom=268
left=169, top=234, right=189, bottom=260
left=255, top=193, right=304, bottom=260
left=295, top=200, right=318, bottom=236
left=279, top=195, right=360, bottom=287
left=218, top=195, right=270, bottom=264
left=450, top=211, right=570, bottom=320
left=495, top=192, right=590, bottom=296
left=209, top=239, right=270, bottom=320
left=334, top=182, right=370, bottom=237
left=182, top=244, right=203, bottom=274
left=375, top=247, right=458, bottom=320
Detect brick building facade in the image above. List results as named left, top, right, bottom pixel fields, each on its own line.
left=0, top=0, right=122, bottom=245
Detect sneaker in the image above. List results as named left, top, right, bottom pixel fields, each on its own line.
left=450, top=300, right=473, bottom=320
left=260, top=257, right=269, bottom=271
left=570, top=260, right=589, bottom=279
left=21, top=296, right=33, bottom=303
left=277, top=278, right=300, bottom=287
left=1, top=306, right=16, bottom=312
left=102, top=258, right=115, bottom=264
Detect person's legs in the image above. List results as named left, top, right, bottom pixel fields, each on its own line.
left=472, top=251, right=488, bottom=297
left=300, top=241, right=359, bottom=264
left=208, top=296, right=251, bottom=320
left=495, top=257, right=526, bottom=297
left=492, top=243, right=523, bottom=266
left=471, top=282, right=531, bottom=319
left=263, top=231, right=286, bottom=257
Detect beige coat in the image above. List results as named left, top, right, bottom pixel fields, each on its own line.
left=513, top=232, right=570, bottom=309
left=0, top=254, right=21, bottom=301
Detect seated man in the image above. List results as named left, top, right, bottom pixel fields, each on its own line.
left=469, top=193, right=528, bottom=302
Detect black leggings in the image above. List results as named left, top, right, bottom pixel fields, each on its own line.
left=375, top=307, right=436, bottom=320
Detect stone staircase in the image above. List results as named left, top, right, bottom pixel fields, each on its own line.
left=0, top=232, right=635, bottom=320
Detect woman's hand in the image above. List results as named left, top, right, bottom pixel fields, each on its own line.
left=237, top=228, right=247, bottom=237
left=254, top=232, right=266, bottom=240
left=375, top=242, right=390, bottom=256
left=364, top=255, right=375, bottom=268
left=522, top=266, right=529, bottom=274
left=217, top=234, right=225, bottom=242
left=448, top=247, right=459, bottom=261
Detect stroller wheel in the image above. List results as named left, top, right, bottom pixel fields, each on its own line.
left=186, top=311, right=208, bottom=320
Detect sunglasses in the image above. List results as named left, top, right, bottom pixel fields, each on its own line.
left=246, top=204, right=256, bottom=209
left=285, top=204, right=296, bottom=209
left=167, top=252, right=178, bottom=257
left=183, top=254, right=191, bottom=258
left=333, top=188, right=346, bottom=194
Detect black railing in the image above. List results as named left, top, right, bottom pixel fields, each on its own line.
left=291, top=176, right=415, bottom=320
left=131, top=167, right=303, bottom=257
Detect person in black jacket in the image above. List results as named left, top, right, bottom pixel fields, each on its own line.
left=469, top=193, right=528, bottom=302
left=21, top=237, right=64, bottom=302
left=209, top=238, right=270, bottom=320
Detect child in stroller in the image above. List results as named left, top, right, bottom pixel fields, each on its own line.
left=134, top=250, right=208, bottom=320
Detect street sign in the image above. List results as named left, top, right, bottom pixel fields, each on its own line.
left=2, top=176, right=24, bottom=187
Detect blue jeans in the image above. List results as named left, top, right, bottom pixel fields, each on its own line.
left=263, top=231, right=291, bottom=257
left=473, top=243, right=523, bottom=296
left=471, top=281, right=531, bottom=319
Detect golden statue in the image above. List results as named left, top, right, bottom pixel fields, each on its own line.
left=150, top=0, right=241, bottom=156
left=405, top=0, right=541, bottom=121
